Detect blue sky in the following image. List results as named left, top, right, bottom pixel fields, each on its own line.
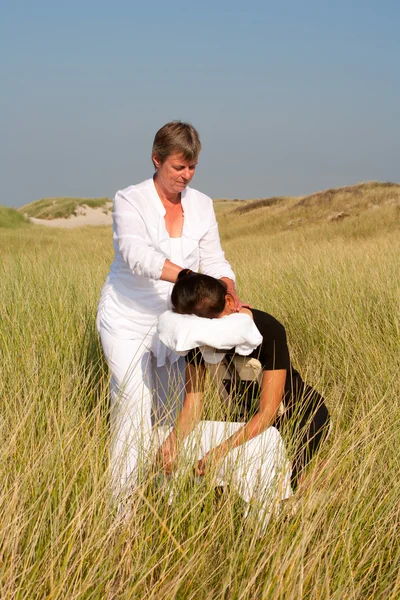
left=1, top=0, right=399, bottom=207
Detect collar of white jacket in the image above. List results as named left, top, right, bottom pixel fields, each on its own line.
left=156, top=310, right=263, bottom=365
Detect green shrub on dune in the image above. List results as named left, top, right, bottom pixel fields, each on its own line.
left=0, top=205, right=30, bottom=228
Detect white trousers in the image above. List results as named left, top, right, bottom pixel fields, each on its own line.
left=99, top=326, right=185, bottom=495
left=158, top=421, right=293, bottom=530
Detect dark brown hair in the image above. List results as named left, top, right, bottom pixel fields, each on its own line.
left=171, top=274, right=227, bottom=318
left=152, top=121, right=201, bottom=168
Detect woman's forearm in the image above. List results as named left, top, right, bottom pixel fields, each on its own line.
left=220, top=277, right=236, bottom=294
left=207, top=369, right=286, bottom=460
left=211, top=407, right=277, bottom=459
left=164, top=364, right=206, bottom=446
left=160, top=259, right=184, bottom=283
left=161, top=267, right=236, bottom=289
left=158, top=388, right=204, bottom=473
left=173, top=391, right=204, bottom=440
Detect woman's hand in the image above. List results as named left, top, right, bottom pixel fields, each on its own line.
left=219, top=277, right=251, bottom=312
left=195, top=444, right=228, bottom=476
left=195, top=454, right=208, bottom=477
left=231, top=292, right=252, bottom=312
left=156, top=433, right=178, bottom=474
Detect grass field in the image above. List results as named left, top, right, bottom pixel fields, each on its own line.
left=1, top=184, right=399, bottom=598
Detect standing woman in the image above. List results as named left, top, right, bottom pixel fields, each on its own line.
left=97, top=122, right=239, bottom=497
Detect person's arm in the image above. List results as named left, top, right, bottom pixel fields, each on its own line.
left=196, top=199, right=249, bottom=309
left=156, top=362, right=206, bottom=473
left=198, top=221, right=245, bottom=309
left=113, top=190, right=183, bottom=281
left=220, top=277, right=251, bottom=311
left=220, top=276, right=236, bottom=297
left=197, top=202, right=235, bottom=281
left=196, top=368, right=286, bottom=475
left=160, top=260, right=184, bottom=283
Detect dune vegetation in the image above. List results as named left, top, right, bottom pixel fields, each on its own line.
left=0, top=205, right=31, bottom=229
left=1, top=182, right=399, bottom=598
left=214, top=181, right=400, bottom=239
left=19, top=196, right=112, bottom=220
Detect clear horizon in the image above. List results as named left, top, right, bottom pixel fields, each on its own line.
left=2, top=0, right=400, bottom=208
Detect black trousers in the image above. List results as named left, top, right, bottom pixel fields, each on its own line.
left=273, top=374, right=330, bottom=488
left=219, top=367, right=330, bottom=490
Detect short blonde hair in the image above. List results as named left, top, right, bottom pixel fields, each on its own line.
left=152, top=121, right=201, bottom=168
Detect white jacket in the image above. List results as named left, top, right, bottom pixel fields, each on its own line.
left=97, top=178, right=235, bottom=339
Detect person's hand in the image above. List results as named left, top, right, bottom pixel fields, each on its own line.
left=230, top=290, right=252, bottom=312
left=155, top=434, right=178, bottom=474
left=195, top=455, right=209, bottom=477
left=195, top=445, right=227, bottom=476
left=219, top=277, right=251, bottom=312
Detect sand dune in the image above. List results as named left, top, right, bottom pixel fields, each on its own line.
left=29, top=205, right=113, bottom=228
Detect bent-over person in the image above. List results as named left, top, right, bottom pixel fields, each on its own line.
left=158, top=273, right=330, bottom=489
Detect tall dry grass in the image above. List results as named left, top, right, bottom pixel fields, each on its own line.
left=0, top=202, right=399, bottom=598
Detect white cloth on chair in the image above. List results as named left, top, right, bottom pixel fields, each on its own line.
left=156, top=421, right=292, bottom=532
left=156, top=310, right=262, bottom=364
left=156, top=310, right=292, bottom=532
